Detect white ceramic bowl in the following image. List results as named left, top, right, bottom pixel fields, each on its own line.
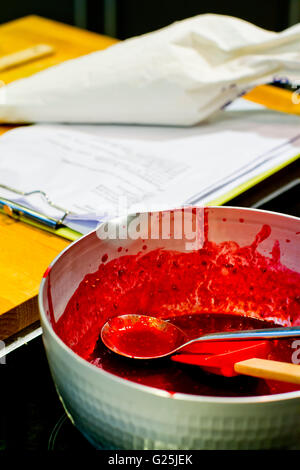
left=39, top=207, right=300, bottom=449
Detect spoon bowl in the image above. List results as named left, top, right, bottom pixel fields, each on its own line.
left=101, top=314, right=187, bottom=359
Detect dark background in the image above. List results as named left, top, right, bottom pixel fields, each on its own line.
left=0, top=0, right=299, bottom=39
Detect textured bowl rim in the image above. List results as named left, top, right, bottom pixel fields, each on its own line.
left=39, top=206, right=300, bottom=405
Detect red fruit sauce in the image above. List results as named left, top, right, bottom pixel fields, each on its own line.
left=115, top=324, right=175, bottom=358
left=54, top=221, right=300, bottom=397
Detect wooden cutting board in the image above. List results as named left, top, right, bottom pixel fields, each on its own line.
left=0, top=15, right=117, bottom=339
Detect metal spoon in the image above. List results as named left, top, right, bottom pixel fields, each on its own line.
left=101, top=314, right=300, bottom=360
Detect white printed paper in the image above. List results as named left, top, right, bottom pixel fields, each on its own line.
left=0, top=104, right=299, bottom=233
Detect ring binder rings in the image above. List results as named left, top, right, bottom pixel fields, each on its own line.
left=0, top=184, right=82, bottom=241
left=0, top=184, right=69, bottom=229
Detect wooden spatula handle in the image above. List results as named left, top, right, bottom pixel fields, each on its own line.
left=235, top=358, right=300, bottom=384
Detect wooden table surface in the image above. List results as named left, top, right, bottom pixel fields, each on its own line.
left=0, top=16, right=117, bottom=339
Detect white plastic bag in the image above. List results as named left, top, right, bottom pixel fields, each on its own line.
left=1, top=14, right=300, bottom=126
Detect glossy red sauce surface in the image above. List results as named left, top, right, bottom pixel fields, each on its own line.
left=116, top=326, right=173, bottom=357
left=54, top=222, right=300, bottom=397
